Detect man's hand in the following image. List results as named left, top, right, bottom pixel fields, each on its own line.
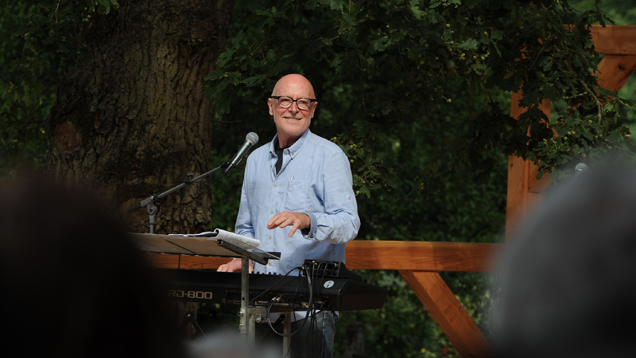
left=217, top=258, right=253, bottom=273
left=267, top=211, right=311, bottom=237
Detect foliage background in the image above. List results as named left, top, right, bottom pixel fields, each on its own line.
left=202, top=1, right=634, bottom=355
left=1, top=0, right=635, bottom=357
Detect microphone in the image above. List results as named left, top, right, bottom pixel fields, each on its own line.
left=225, top=132, right=259, bottom=174
left=573, top=162, right=588, bottom=180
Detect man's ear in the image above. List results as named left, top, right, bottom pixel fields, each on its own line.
left=268, top=98, right=274, bottom=116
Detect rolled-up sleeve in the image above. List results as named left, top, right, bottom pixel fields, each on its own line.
left=303, top=151, right=360, bottom=244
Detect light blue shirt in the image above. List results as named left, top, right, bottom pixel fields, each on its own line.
left=235, top=129, right=360, bottom=276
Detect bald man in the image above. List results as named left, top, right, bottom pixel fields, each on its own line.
left=218, top=74, right=360, bottom=357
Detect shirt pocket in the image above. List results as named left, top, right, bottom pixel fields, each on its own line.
left=284, top=180, right=310, bottom=212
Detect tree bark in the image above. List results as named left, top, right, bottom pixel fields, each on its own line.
left=48, top=0, right=234, bottom=234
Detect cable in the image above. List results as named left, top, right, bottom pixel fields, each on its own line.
left=248, top=266, right=303, bottom=306
left=305, top=261, right=321, bottom=357
left=266, top=265, right=314, bottom=337
left=306, top=261, right=329, bottom=357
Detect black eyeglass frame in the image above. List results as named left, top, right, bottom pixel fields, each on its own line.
left=269, top=96, right=318, bottom=110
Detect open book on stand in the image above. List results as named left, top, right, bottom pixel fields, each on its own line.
left=168, top=228, right=260, bottom=248
left=130, top=229, right=274, bottom=260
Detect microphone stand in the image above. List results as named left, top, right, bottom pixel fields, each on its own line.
left=127, top=161, right=230, bottom=233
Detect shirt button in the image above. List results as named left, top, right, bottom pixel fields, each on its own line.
left=270, top=211, right=273, bottom=214
left=268, top=263, right=272, bottom=266
left=268, top=236, right=272, bottom=240
left=274, top=185, right=277, bottom=188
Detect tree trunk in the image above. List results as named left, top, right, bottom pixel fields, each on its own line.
left=48, top=0, right=234, bottom=234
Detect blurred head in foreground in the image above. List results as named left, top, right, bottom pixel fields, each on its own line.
left=493, top=161, right=636, bottom=358
left=188, top=329, right=280, bottom=358
left=0, top=175, right=184, bottom=358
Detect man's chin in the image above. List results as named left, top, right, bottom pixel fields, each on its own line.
left=277, top=128, right=307, bottom=141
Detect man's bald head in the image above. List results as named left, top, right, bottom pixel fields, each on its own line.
left=271, top=74, right=316, bottom=98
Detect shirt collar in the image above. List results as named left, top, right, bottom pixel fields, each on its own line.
left=269, top=129, right=311, bottom=157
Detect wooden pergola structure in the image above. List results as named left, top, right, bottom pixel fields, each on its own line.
left=152, top=25, right=636, bottom=358
left=507, top=25, right=636, bottom=239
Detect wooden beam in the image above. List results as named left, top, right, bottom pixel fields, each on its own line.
left=345, top=241, right=500, bottom=272
left=150, top=241, right=502, bottom=272
left=400, top=270, right=491, bottom=358
left=590, top=25, right=636, bottom=55
left=151, top=253, right=230, bottom=269
left=597, top=55, right=636, bottom=93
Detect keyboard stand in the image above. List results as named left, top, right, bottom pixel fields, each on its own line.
left=283, top=314, right=291, bottom=357
left=215, top=239, right=281, bottom=344
left=238, top=248, right=289, bottom=357
left=218, top=240, right=290, bottom=355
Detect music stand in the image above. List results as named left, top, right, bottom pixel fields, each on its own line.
left=130, top=233, right=280, bottom=343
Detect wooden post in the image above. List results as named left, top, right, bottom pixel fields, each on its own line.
left=506, top=25, right=636, bottom=240
left=505, top=94, right=551, bottom=240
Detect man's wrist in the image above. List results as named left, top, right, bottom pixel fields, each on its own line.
left=302, top=212, right=317, bottom=239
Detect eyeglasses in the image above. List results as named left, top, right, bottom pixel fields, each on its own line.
left=270, top=96, right=317, bottom=110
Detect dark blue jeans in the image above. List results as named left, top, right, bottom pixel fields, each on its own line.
left=256, top=311, right=337, bottom=358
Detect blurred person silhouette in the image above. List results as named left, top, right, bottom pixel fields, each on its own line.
left=0, top=175, right=185, bottom=358
left=493, top=160, right=636, bottom=358
left=187, top=329, right=279, bottom=358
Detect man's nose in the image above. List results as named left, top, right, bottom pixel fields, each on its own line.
left=288, top=101, right=300, bottom=113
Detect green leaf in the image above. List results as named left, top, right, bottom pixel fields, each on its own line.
left=205, top=70, right=225, bottom=81
left=458, top=38, right=479, bottom=51
left=411, top=6, right=426, bottom=20
left=242, top=75, right=266, bottom=86
left=330, top=0, right=345, bottom=11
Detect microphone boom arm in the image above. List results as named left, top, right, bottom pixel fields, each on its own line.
left=127, top=132, right=258, bottom=234
left=127, top=162, right=228, bottom=233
